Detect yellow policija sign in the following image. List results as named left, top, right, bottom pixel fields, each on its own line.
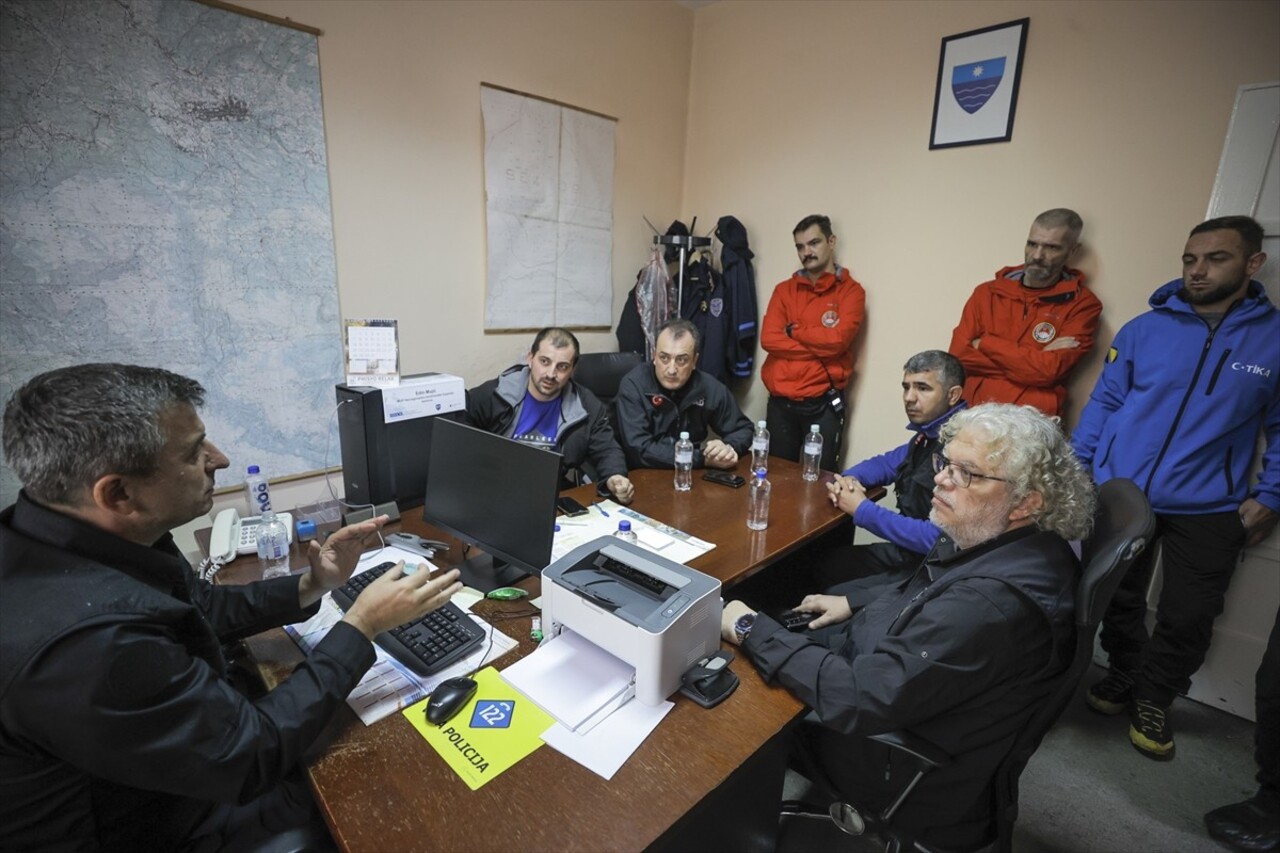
left=405, top=666, right=554, bottom=790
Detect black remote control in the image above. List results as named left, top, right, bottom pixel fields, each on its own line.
left=778, top=610, right=817, bottom=631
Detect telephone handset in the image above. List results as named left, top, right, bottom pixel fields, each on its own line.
left=209, top=508, right=294, bottom=563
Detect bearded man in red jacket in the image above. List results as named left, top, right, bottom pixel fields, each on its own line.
left=948, top=208, right=1102, bottom=417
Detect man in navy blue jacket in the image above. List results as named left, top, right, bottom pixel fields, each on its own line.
left=816, top=350, right=967, bottom=615
left=1073, top=215, right=1280, bottom=761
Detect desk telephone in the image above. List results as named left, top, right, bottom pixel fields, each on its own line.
left=209, top=508, right=294, bottom=563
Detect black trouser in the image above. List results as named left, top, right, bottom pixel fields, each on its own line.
left=766, top=394, right=843, bottom=472
left=815, top=541, right=922, bottom=612
left=1257, top=605, right=1279, bottom=795
left=187, top=767, right=335, bottom=852
left=1099, top=511, right=1246, bottom=706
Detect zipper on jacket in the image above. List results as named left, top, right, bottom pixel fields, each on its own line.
left=1224, top=445, right=1235, bottom=495
left=1205, top=349, right=1232, bottom=395
left=1143, top=308, right=1235, bottom=495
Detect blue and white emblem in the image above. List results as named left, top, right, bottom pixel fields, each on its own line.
left=951, top=57, right=1006, bottom=114
left=469, top=699, right=514, bottom=729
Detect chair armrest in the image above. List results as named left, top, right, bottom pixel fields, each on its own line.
left=868, top=730, right=952, bottom=769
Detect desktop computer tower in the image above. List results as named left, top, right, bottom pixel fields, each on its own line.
left=335, top=379, right=463, bottom=514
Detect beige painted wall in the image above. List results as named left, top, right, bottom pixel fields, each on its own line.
left=237, top=0, right=694, bottom=383
left=182, top=0, right=1279, bottom=558
left=179, top=0, right=696, bottom=552
left=682, top=0, right=1280, bottom=467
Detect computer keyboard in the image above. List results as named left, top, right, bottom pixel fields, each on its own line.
left=330, top=561, right=485, bottom=677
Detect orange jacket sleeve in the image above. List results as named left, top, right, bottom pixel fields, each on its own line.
left=975, top=290, right=1102, bottom=388
left=790, top=281, right=865, bottom=358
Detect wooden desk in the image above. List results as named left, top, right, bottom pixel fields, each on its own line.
left=564, top=455, right=856, bottom=590
left=207, top=457, right=865, bottom=852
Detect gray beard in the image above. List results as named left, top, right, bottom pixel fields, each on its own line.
left=931, top=497, right=1014, bottom=550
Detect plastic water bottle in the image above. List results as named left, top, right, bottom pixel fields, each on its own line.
left=751, top=420, right=770, bottom=475
left=674, top=431, right=694, bottom=491
left=245, top=465, right=272, bottom=515
left=614, top=520, right=639, bottom=544
left=256, top=510, right=290, bottom=579
left=747, top=470, right=771, bottom=531
left=802, top=424, right=823, bottom=482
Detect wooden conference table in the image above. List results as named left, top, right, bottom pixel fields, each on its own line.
left=205, top=457, right=870, bottom=852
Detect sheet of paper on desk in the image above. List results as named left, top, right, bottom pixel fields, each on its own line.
left=551, top=500, right=714, bottom=565
left=499, top=629, right=634, bottom=733
left=283, top=547, right=517, bottom=726
left=541, top=694, right=672, bottom=780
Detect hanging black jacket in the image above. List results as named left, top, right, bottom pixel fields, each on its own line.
left=715, top=215, right=759, bottom=378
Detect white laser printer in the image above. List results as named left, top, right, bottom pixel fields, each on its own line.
left=540, top=536, right=722, bottom=706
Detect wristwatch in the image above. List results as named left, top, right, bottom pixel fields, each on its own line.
left=734, top=612, right=757, bottom=645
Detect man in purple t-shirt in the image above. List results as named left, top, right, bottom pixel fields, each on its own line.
left=466, top=328, right=634, bottom=503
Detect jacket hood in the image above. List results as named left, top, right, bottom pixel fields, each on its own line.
left=995, top=264, right=1087, bottom=293
left=788, top=265, right=855, bottom=295
left=1148, top=277, right=1274, bottom=319
left=495, top=365, right=587, bottom=424
left=716, top=215, right=753, bottom=261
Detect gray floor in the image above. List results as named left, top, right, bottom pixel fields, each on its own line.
left=778, top=664, right=1257, bottom=853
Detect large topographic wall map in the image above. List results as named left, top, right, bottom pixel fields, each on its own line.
left=0, top=0, right=342, bottom=503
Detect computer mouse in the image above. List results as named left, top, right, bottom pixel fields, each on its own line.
left=425, top=676, right=478, bottom=726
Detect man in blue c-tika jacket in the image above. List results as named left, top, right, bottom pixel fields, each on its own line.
left=1073, top=215, right=1280, bottom=765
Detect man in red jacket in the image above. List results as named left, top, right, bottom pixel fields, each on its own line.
left=761, top=214, right=866, bottom=471
left=948, top=209, right=1102, bottom=417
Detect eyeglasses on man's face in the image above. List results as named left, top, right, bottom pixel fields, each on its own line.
left=932, top=452, right=1009, bottom=489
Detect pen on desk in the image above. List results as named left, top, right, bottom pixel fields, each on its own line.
left=595, top=503, right=610, bottom=517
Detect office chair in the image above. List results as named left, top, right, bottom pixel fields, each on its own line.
left=780, top=478, right=1156, bottom=853
left=569, top=351, right=644, bottom=485
left=572, top=351, right=644, bottom=410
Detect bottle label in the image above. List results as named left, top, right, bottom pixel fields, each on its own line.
left=675, top=450, right=693, bottom=464
left=250, top=481, right=272, bottom=512
left=752, top=438, right=767, bottom=452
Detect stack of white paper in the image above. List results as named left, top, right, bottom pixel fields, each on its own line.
left=499, top=629, right=634, bottom=733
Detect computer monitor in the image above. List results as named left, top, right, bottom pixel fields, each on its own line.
left=422, top=418, right=561, bottom=592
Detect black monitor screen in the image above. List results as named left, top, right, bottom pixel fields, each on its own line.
left=422, top=418, right=560, bottom=591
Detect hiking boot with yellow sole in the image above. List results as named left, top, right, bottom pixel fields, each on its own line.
left=1130, top=698, right=1175, bottom=761
left=1085, top=669, right=1135, bottom=715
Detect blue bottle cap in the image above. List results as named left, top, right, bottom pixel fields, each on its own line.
left=618, top=520, right=632, bottom=532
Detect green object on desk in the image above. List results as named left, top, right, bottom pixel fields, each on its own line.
left=486, top=586, right=528, bottom=601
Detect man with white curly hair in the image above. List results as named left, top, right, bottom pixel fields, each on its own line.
left=721, top=403, right=1095, bottom=851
